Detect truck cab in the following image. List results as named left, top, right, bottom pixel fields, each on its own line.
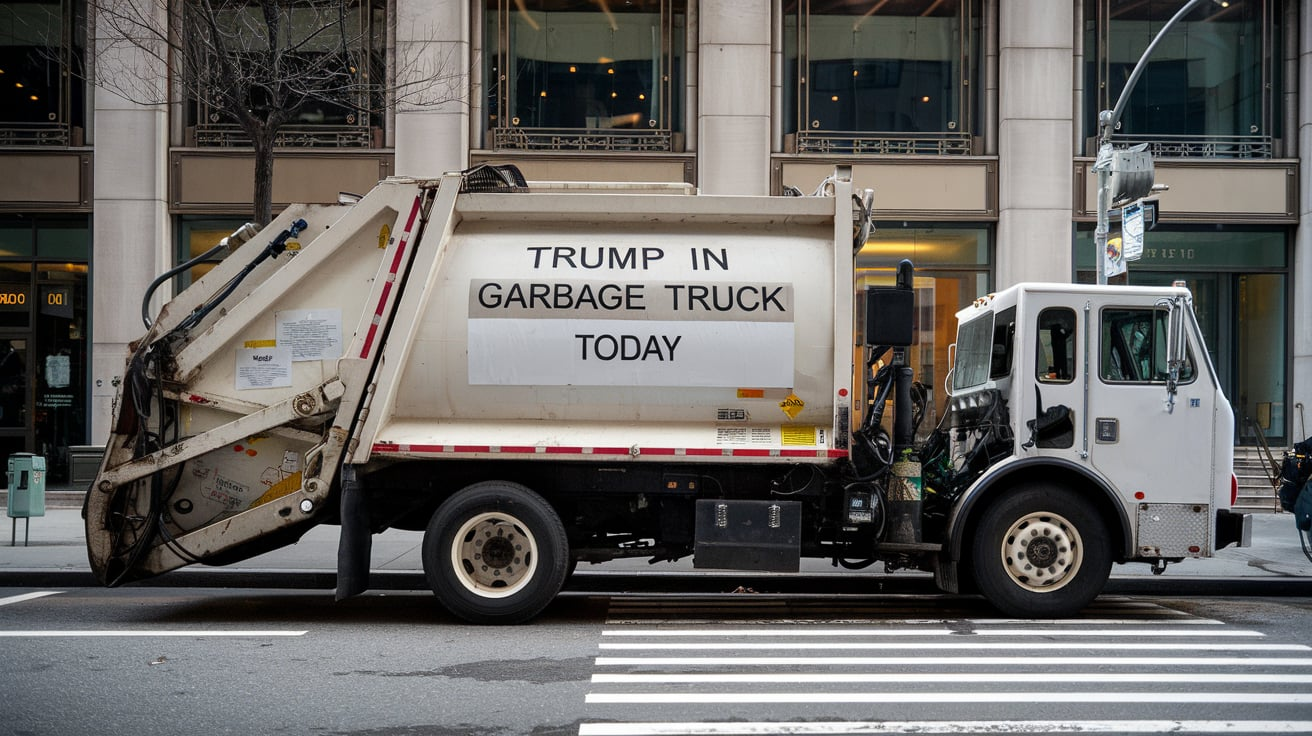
left=935, top=283, right=1249, bottom=614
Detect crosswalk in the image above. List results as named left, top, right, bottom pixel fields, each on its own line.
left=578, top=597, right=1312, bottom=735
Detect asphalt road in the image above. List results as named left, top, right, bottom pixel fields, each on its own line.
left=2, top=585, right=1311, bottom=736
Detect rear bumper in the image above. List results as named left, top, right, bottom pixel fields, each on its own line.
left=1215, top=508, right=1252, bottom=550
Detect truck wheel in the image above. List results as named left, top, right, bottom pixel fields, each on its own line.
left=423, top=481, right=569, bottom=625
left=969, top=485, right=1111, bottom=618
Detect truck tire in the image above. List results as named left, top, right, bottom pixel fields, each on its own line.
left=423, top=481, right=569, bottom=625
left=969, top=485, right=1111, bottom=618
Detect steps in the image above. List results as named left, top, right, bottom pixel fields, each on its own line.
left=1233, top=445, right=1281, bottom=513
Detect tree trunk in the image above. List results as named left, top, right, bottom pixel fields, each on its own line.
left=251, top=129, right=276, bottom=227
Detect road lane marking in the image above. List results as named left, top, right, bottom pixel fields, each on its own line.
left=584, top=691, right=1312, bottom=704
left=596, top=641, right=1302, bottom=651
left=594, top=655, right=1312, bottom=666
left=600, top=621, right=1225, bottom=635
left=577, top=721, right=1312, bottom=735
left=0, top=630, right=307, bottom=637
left=0, top=591, right=63, bottom=607
left=592, top=672, right=1312, bottom=685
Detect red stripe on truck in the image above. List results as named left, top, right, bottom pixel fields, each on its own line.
left=370, top=443, right=847, bottom=459
left=359, top=195, right=423, bottom=359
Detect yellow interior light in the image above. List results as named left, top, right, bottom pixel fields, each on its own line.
left=831, top=95, right=839, bottom=102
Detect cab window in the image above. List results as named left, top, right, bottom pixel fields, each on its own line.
left=1101, top=308, right=1196, bottom=383
left=1035, top=308, right=1076, bottom=383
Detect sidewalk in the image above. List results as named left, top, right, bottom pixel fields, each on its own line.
left=2, top=507, right=1309, bottom=590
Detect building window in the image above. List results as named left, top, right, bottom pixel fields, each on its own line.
left=186, top=0, right=385, bottom=148
left=1076, top=225, right=1288, bottom=445
left=858, top=224, right=991, bottom=439
left=484, top=0, right=686, bottom=152
left=176, top=217, right=251, bottom=290
left=783, top=0, right=979, bottom=155
left=1084, top=0, right=1280, bottom=158
left=0, top=216, right=88, bottom=485
left=0, top=0, right=86, bottom=146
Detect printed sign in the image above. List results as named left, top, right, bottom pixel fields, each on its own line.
left=276, top=309, right=343, bottom=362
left=236, top=346, right=292, bottom=390
left=466, top=246, right=797, bottom=387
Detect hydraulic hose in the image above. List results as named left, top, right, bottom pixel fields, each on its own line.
left=141, top=222, right=259, bottom=329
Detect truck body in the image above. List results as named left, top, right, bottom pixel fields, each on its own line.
left=85, top=166, right=1250, bottom=623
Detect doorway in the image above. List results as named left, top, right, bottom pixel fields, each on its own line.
left=1134, top=271, right=1286, bottom=446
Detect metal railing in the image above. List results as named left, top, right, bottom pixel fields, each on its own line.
left=0, top=123, right=73, bottom=147
left=490, top=127, right=676, bottom=152
left=793, top=131, right=973, bottom=156
left=193, top=124, right=374, bottom=148
left=1109, top=133, right=1273, bottom=160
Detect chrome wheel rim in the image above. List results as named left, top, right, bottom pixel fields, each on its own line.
left=450, top=512, right=538, bottom=598
left=999, top=511, right=1082, bottom=592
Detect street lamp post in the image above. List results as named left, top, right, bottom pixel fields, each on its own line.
left=1093, top=0, right=1216, bottom=284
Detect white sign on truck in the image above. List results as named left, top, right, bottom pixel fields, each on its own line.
left=85, top=165, right=1249, bottom=624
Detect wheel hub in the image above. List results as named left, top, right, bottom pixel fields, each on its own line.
left=451, top=512, right=538, bottom=597
left=1000, top=511, right=1082, bottom=592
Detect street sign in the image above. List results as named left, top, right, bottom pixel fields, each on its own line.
left=1123, top=201, right=1144, bottom=261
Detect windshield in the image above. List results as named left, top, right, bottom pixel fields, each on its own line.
left=952, top=311, right=994, bottom=391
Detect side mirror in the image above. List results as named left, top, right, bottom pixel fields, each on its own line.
left=1159, top=294, right=1190, bottom=413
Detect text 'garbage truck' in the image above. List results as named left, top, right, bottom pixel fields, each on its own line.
left=85, top=165, right=1250, bottom=623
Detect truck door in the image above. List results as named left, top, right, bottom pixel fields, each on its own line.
left=1017, top=297, right=1081, bottom=458
left=1088, top=304, right=1215, bottom=510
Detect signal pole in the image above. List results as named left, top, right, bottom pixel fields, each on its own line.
left=1094, top=0, right=1216, bottom=284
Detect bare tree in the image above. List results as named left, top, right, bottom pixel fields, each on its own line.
left=88, top=0, right=461, bottom=225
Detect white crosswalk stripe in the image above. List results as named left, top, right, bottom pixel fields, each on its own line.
left=579, top=597, right=1312, bottom=735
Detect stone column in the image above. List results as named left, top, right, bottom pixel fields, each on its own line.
left=698, top=0, right=771, bottom=195
left=392, top=0, right=469, bottom=178
left=1293, top=6, right=1312, bottom=442
left=89, top=1, right=171, bottom=442
left=995, top=0, right=1075, bottom=286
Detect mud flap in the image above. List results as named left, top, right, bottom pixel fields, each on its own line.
left=336, top=464, right=371, bottom=600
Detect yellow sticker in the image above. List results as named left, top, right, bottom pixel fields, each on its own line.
left=737, top=388, right=765, bottom=399
left=243, top=339, right=277, bottom=348
left=379, top=223, right=391, bottom=249
left=779, top=393, right=804, bottom=420
left=781, top=425, right=816, bottom=446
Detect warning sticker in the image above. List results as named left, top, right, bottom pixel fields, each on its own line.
left=781, top=425, right=818, bottom=446
left=779, top=393, right=805, bottom=420
left=715, top=427, right=775, bottom=445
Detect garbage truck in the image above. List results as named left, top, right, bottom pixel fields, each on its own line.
left=85, top=164, right=1250, bottom=623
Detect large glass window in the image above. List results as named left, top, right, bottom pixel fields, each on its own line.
left=0, top=216, right=89, bottom=486
left=1085, top=0, right=1280, bottom=158
left=0, top=0, right=86, bottom=146
left=187, top=0, right=386, bottom=148
left=1076, top=225, right=1288, bottom=444
left=783, top=0, right=979, bottom=155
left=484, top=0, right=686, bottom=152
left=858, top=224, right=990, bottom=438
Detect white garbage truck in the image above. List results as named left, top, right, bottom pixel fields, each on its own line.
left=85, top=165, right=1249, bottom=623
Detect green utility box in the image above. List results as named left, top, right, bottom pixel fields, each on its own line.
left=7, top=453, right=46, bottom=518
left=7, top=453, right=46, bottom=545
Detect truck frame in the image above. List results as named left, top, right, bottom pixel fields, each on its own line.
left=86, top=165, right=1250, bottom=623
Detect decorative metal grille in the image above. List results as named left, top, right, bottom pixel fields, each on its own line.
left=1110, top=134, right=1273, bottom=160
left=0, top=124, right=72, bottom=147
left=491, top=128, right=675, bottom=153
left=794, top=131, right=972, bottom=156
left=193, top=124, right=373, bottom=148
